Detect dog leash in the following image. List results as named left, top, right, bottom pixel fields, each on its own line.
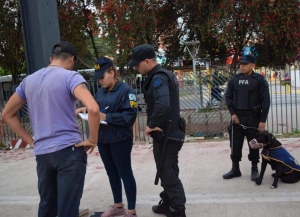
left=238, top=124, right=259, bottom=130
left=231, top=117, right=259, bottom=155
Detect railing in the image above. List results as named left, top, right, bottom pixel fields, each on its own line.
left=0, top=64, right=299, bottom=145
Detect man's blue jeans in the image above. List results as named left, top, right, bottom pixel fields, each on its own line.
left=36, top=145, right=87, bottom=217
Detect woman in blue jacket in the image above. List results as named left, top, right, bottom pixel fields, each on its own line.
left=79, top=57, right=138, bottom=217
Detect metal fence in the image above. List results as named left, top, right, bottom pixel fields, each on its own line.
left=0, top=64, right=299, bottom=146
left=173, top=65, right=300, bottom=137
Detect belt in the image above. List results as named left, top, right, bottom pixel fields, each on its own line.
left=235, top=110, right=253, bottom=116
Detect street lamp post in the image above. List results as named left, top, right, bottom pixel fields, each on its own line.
left=184, top=41, right=201, bottom=111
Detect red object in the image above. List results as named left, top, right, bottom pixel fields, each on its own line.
left=226, top=55, right=242, bottom=65
left=10, top=139, right=31, bottom=149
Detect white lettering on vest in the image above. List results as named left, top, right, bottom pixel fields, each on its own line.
left=239, top=80, right=249, bottom=85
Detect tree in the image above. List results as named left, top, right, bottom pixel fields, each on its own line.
left=57, top=0, right=101, bottom=68
left=0, top=0, right=26, bottom=85
left=209, top=0, right=300, bottom=69
left=0, top=0, right=105, bottom=82
left=98, top=0, right=162, bottom=71
left=2, top=0, right=300, bottom=81
left=98, top=0, right=300, bottom=71
left=180, top=0, right=228, bottom=65
left=80, top=37, right=114, bottom=69
left=0, top=67, right=5, bottom=76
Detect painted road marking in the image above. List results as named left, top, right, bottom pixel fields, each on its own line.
left=1, top=192, right=300, bottom=205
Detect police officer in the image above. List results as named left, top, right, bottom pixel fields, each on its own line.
left=128, top=44, right=186, bottom=217
left=77, top=57, right=138, bottom=217
left=223, top=54, right=270, bottom=181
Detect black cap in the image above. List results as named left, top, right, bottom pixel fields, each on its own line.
left=94, top=57, right=113, bottom=79
left=128, top=44, right=156, bottom=66
left=52, top=41, right=77, bottom=59
left=239, top=54, right=256, bottom=64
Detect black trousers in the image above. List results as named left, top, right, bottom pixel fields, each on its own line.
left=228, top=115, right=260, bottom=162
left=153, top=129, right=186, bottom=213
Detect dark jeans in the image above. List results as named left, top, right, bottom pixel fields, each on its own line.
left=153, top=129, right=186, bottom=213
left=36, top=145, right=87, bottom=217
left=228, top=115, right=260, bottom=162
left=98, top=138, right=137, bottom=210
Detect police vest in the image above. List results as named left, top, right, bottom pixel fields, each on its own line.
left=143, top=68, right=180, bottom=130
left=233, top=73, right=263, bottom=110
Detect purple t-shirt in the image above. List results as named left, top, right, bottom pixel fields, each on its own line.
left=16, top=67, right=86, bottom=155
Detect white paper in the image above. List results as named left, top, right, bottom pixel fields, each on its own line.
left=79, top=113, right=108, bottom=125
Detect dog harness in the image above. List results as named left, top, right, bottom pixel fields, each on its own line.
left=261, top=147, right=300, bottom=173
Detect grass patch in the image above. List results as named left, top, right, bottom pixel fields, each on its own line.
left=198, top=107, right=227, bottom=113
left=280, top=80, right=291, bottom=86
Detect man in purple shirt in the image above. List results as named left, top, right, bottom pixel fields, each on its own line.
left=2, top=41, right=100, bottom=217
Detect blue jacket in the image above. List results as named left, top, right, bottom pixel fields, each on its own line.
left=95, top=81, right=137, bottom=144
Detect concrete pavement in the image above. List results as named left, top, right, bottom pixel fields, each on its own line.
left=0, top=137, right=300, bottom=217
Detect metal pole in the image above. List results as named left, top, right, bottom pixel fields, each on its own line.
left=19, top=0, right=60, bottom=74
left=184, top=41, right=200, bottom=111
left=192, top=58, right=198, bottom=110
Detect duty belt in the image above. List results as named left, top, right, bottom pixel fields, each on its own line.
left=235, top=110, right=253, bottom=116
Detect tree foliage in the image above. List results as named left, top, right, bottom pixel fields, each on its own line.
left=99, top=0, right=300, bottom=70
left=56, top=0, right=103, bottom=68
left=1, top=0, right=300, bottom=80
left=0, top=0, right=26, bottom=85
left=210, top=0, right=300, bottom=68
left=0, top=0, right=108, bottom=83
left=97, top=0, right=161, bottom=69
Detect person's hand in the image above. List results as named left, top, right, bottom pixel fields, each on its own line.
left=231, top=115, right=240, bottom=124
left=145, top=126, right=162, bottom=137
left=76, top=107, right=86, bottom=115
left=258, top=122, right=266, bottom=132
left=75, top=139, right=97, bottom=154
left=100, top=112, right=106, bottom=121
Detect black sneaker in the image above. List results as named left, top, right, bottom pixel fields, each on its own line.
left=152, top=200, right=170, bottom=215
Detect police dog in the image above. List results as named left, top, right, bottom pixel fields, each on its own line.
left=249, top=130, right=300, bottom=189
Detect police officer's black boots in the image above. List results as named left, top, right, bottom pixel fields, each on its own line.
left=167, top=207, right=186, bottom=217
left=152, top=192, right=170, bottom=215
left=167, top=211, right=186, bottom=217
left=223, top=160, right=242, bottom=179
left=251, top=161, right=259, bottom=181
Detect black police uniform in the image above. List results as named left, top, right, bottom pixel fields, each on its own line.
left=224, top=71, right=270, bottom=180
left=142, top=64, right=186, bottom=217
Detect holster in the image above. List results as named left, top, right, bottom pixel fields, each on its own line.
left=253, top=105, right=262, bottom=118
left=150, top=131, right=164, bottom=144
left=179, top=117, right=186, bottom=133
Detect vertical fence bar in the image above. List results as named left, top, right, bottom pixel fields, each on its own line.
left=274, top=68, right=278, bottom=133
left=285, top=82, right=288, bottom=133
left=279, top=69, right=283, bottom=134
left=270, top=69, right=274, bottom=133
left=290, top=67, right=294, bottom=133
left=263, top=67, right=269, bottom=130
left=294, top=64, right=299, bottom=130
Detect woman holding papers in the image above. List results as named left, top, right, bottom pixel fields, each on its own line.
left=82, top=57, right=138, bottom=217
